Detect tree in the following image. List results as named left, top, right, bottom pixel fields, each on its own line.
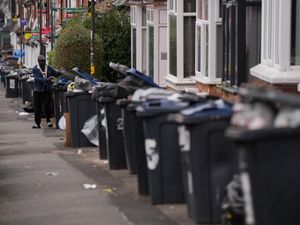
left=52, top=16, right=103, bottom=79
left=94, top=6, right=131, bottom=82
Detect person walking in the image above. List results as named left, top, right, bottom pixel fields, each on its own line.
left=32, top=55, right=61, bottom=129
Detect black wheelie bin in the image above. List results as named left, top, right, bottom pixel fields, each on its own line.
left=136, top=98, right=192, bottom=204
left=172, top=100, right=237, bottom=224
left=65, top=91, right=96, bottom=147
left=226, top=87, right=300, bottom=225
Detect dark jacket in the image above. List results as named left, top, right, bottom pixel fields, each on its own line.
left=33, top=65, right=60, bottom=92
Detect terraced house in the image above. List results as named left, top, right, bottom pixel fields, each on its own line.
left=129, top=0, right=300, bottom=99
left=1, top=0, right=89, bottom=68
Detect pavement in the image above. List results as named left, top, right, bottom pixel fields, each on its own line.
left=0, top=84, right=197, bottom=225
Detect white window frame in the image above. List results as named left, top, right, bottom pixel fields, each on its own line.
left=195, top=0, right=222, bottom=84
left=130, top=6, right=137, bottom=68
left=130, top=5, right=147, bottom=72
left=131, top=6, right=136, bottom=25
left=291, top=0, right=300, bottom=69
left=167, top=0, right=196, bottom=83
left=261, top=0, right=279, bottom=67
left=169, top=0, right=177, bottom=13
left=146, top=8, right=154, bottom=77
left=251, top=0, right=300, bottom=84
left=260, top=0, right=298, bottom=71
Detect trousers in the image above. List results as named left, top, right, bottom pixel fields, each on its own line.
left=34, top=91, right=52, bottom=125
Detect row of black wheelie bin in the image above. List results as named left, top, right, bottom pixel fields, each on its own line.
left=0, top=64, right=34, bottom=102
left=74, top=64, right=238, bottom=224
left=3, top=58, right=299, bottom=225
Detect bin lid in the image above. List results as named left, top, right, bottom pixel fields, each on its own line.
left=72, top=67, right=99, bottom=85
left=64, top=91, right=92, bottom=97
left=131, top=88, right=173, bottom=102
left=98, top=96, right=116, bottom=103
left=225, top=126, right=300, bottom=142
left=239, top=87, right=300, bottom=108
left=6, top=73, right=19, bottom=79
left=127, top=68, right=160, bottom=88
left=136, top=99, right=190, bottom=117
left=171, top=100, right=233, bottom=124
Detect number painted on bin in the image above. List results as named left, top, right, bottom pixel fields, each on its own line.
left=187, top=170, right=194, bottom=194
left=241, top=171, right=255, bottom=225
left=145, top=139, right=159, bottom=170
left=116, top=118, right=123, bottom=130
left=178, top=126, right=191, bottom=152
left=9, top=79, right=15, bottom=89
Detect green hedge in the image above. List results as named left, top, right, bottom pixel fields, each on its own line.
left=52, top=16, right=103, bottom=79
left=95, top=7, right=131, bottom=82
left=52, top=6, right=130, bottom=82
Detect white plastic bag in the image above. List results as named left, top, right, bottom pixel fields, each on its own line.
left=58, top=115, right=66, bottom=130
left=81, top=115, right=99, bottom=146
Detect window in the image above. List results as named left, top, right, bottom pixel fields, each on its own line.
left=169, top=0, right=177, bottom=12
left=142, top=7, right=147, bottom=27
left=291, top=0, right=300, bottom=65
left=132, top=28, right=136, bottom=68
left=198, top=0, right=208, bottom=20
left=184, top=0, right=196, bottom=13
left=196, top=0, right=223, bottom=82
left=142, top=6, right=147, bottom=73
left=148, top=25, right=154, bottom=78
left=216, top=25, right=223, bottom=79
left=131, top=7, right=136, bottom=24
left=169, top=15, right=177, bottom=76
left=246, top=2, right=261, bottom=73
left=184, top=16, right=196, bottom=77
left=168, top=0, right=196, bottom=79
left=196, top=23, right=209, bottom=77
left=197, top=26, right=201, bottom=73
left=222, top=0, right=261, bottom=87
left=196, top=0, right=208, bottom=77
left=262, top=0, right=279, bottom=65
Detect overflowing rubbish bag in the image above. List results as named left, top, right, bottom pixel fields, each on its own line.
left=74, top=76, right=92, bottom=92
left=230, top=87, right=300, bottom=130
left=226, top=86, right=300, bottom=225
left=81, top=115, right=99, bottom=147
left=92, top=74, right=159, bottom=102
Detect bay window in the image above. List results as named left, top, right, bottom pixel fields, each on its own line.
left=132, top=27, right=137, bottom=68
left=130, top=5, right=147, bottom=73
left=167, top=0, right=196, bottom=82
left=251, top=0, right=300, bottom=84
left=169, top=14, right=177, bottom=76
left=196, top=0, right=222, bottom=84
left=147, top=9, right=154, bottom=78
left=222, top=0, right=261, bottom=87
